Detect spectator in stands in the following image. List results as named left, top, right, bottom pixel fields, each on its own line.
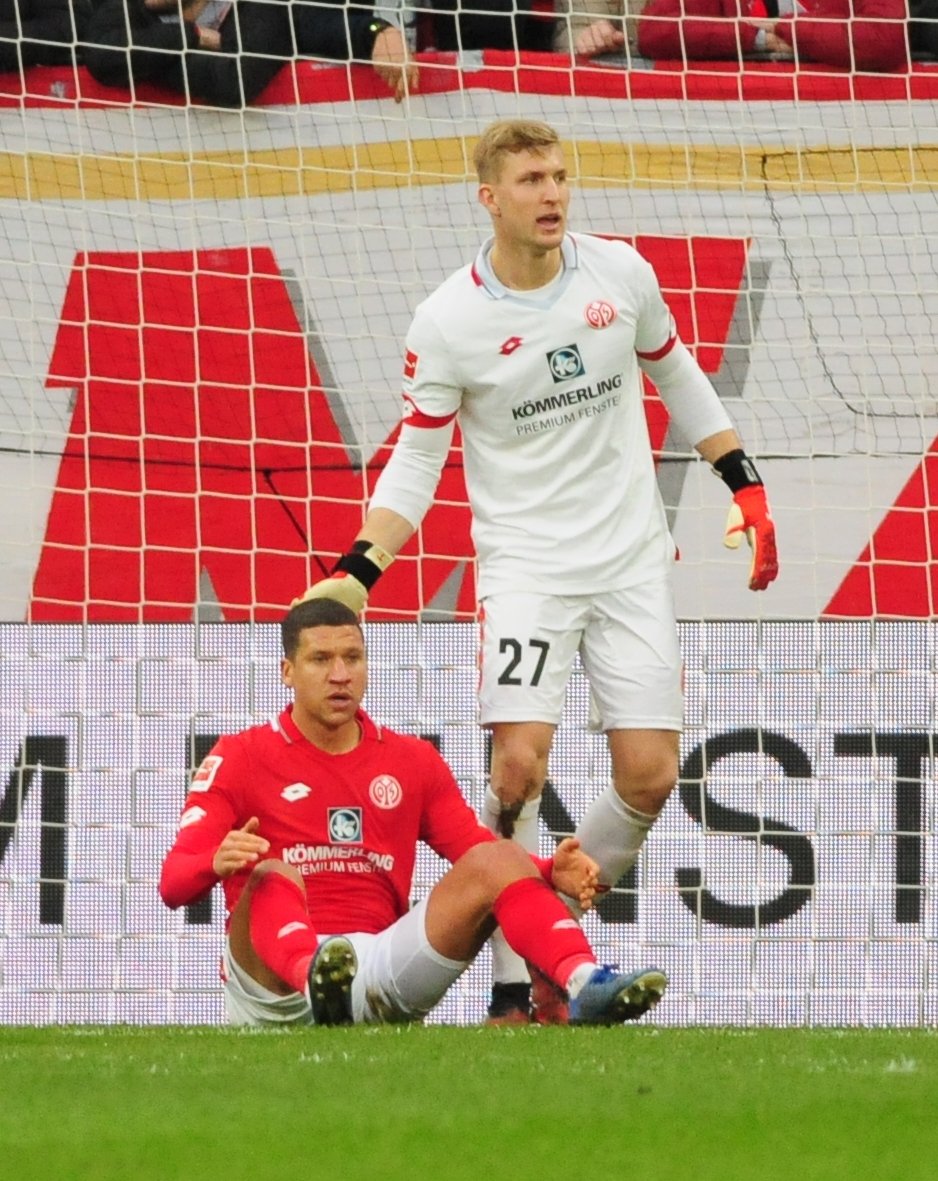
left=419, top=0, right=555, bottom=52
left=83, top=0, right=292, bottom=105
left=635, top=0, right=910, bottom=71
left=0, top=0, right=90, bottom=73
left=290, top=1, right=417, bottom=100
left=83, top=0, right=415, bottom=107
left=553, top=0, right=632, bottom=56
left=909, top=0, right=938, bottom=55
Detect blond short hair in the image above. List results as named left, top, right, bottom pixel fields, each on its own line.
left=472, top=120, right=561, bottom=183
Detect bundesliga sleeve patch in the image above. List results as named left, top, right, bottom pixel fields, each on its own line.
left=190, top=754, right=223, bottom=792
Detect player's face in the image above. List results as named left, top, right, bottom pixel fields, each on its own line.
left=479, top=145, right=569, bottom=254
left=282, top=625, right=367, bottom=734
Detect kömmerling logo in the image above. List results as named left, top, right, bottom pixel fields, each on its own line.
left=328, top=807, right=362, bottom=843
left=546, top=344, right=585, bottom=383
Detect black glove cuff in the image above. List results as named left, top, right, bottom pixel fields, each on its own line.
left=713, top=449, right=763, bottom=493
left=332, top=540, right=388, bottom=590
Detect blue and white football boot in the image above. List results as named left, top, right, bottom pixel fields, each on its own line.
left=568, top=966, right=668, bottom=1026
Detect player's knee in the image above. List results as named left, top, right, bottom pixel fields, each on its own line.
left=461, top=840, right=534, bottom=899
left=491, top=743, right=546, bottom=803
left=247, top=858, right=304, bottom=892
left=645, top=770, right=678, bottom=814
left=614, top=750, right=678, bottom=814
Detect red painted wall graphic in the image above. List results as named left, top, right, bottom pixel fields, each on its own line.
left=629, top=235, right=746, bottom=456
left=824, top=442, right=938, bottom=618
left=31, top=239, right=748, bottom=620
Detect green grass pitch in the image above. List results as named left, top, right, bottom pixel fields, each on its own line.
left=2, top=1025, right=936, bottom=1180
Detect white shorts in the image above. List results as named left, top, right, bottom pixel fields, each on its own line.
left=222, top=897, right=468, bottom=1027
left=478, top=581, right=683, bottom=732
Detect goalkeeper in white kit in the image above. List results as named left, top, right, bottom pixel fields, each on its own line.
left=297, top=118, right=779, bottom=1024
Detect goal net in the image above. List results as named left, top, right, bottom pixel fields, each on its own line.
left=1, top=25, right=936, bottom=1024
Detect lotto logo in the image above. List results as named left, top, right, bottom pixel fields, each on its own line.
left=585, top=300, right=617, bottom=329
left=546, top=344, right=585, bottom=383
left=281, top=782, right=311, bottom=802
left=403, top=348, right=418, bottom=379
left=328, top=807, right=362, bottom=843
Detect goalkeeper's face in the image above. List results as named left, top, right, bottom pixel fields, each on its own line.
left=480, top=144, right=569, bottom=255
left=281, top=624, right=367, bottom=737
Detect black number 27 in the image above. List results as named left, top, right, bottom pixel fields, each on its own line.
left=497, top=638, right=550, bottom=687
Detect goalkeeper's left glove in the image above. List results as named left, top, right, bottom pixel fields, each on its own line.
left=713, top=450, right=779, bottom=592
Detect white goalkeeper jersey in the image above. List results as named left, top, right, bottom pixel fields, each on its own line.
left=370, top=232, right=732, bottom=599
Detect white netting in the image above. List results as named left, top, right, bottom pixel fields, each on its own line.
left=0, top=30, right=936, bottom=1023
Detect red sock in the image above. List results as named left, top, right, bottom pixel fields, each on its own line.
left=248, top=873, right=319, bottom=994
left=491, top=877, right=594, bottom=993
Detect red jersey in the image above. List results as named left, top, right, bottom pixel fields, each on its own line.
left=636, top=0, right=908, bottom=72
left=160, top=707, right=494, bottom=935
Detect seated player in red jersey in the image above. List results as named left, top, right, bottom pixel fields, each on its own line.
left=160, top=598, right=668, bottom=1026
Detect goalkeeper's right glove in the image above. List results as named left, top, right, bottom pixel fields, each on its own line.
left=292, top=540, right=394, bottom=613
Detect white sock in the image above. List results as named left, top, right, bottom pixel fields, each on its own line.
left=565, top=962, right=598, bottom=999
left=481, top=788, right=542, bottom=986
left=481, top=786, right=542, bottom=852
left=574, top=785, right=656, bottom=889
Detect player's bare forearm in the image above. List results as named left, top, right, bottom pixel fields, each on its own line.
left=353, top=507, right=416, bottom=559
left=694, top=428, right=742, bottom=466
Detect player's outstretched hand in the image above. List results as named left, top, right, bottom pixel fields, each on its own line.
left=550, top=837, right=600, bottom=912
left=213, top=817, right=270, bottom=879
left=723, top=485, right=779, bottom=591
left=291, top=573, right=369, bottom=614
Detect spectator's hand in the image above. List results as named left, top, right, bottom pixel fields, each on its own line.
left=144, top=0, right=222, bottom=49
left=723, top=485, right=779, bottom=591
left=574, top=19, right=626, bottom=58
left=744, top=19, right=794, bottom=56
left=143, top=0, right=222, bottom=49
left=550, top=837, right=599, bottom=911
left=195, top=25, right=221, bottom=50
left=371, top=26, right=418, bottom=103
left=213, top=817, right=270, bottom=878
left=764, top=32, right=793, bottom=56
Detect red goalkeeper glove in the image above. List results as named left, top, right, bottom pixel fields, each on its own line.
left=713, top=449, right=779, bottom=592
left=291, top=541, right=394, bottom=613
left=723, top=485, right=778, bottom=591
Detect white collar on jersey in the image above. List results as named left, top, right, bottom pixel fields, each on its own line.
left=472, top=234, right=580, bottom=302
left=271, top=707, right=384, bottom=747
